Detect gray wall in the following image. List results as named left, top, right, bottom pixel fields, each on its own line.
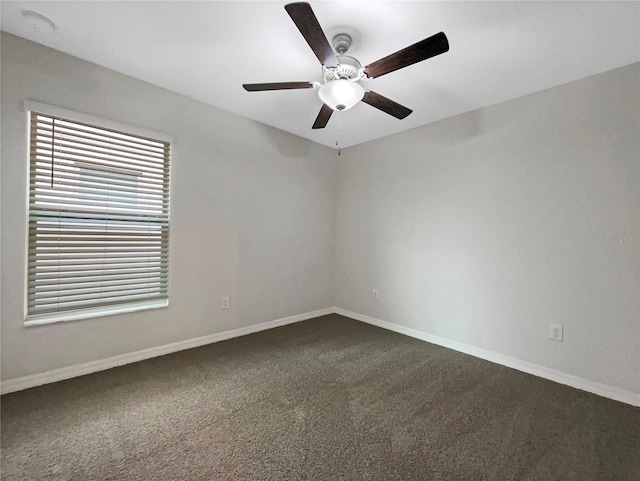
left=335, top=63, right=640, bottom=394
left=1, top=33, right=336, bottom=380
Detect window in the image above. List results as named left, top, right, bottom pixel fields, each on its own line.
left=26, top=103, right=171, bottom=325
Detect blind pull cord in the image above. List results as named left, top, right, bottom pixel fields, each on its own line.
left=336, top=114, right=342, bottom=156
left=51, top=117, right=56, bottom=188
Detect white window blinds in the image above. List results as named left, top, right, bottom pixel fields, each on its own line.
left=27, top=111, right=171, bottom=321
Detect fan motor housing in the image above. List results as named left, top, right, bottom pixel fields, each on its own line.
left=323, top=55, right=362, bottom=82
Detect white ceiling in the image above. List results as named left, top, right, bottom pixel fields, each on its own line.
left=2, top=1, right=639, bottom=149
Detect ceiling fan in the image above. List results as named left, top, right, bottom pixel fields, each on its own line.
left=243, top=2, right=449, bottom=129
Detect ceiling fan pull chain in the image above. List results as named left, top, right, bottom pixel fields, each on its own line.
left=336, top=115, right=342, bottom=156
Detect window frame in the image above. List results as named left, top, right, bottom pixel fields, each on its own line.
left=23, top=101, right=173, bottom=326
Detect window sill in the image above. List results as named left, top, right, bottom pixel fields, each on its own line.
left=24, top=299, right=169, bottom=327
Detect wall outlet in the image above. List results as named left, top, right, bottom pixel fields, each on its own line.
left=549, top=323, right=563, bottom=341
left=372, top=289, right=379, bottom=300
left=221, top=296, right=230, bottom=310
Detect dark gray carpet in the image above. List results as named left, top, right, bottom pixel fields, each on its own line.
left=2, top=314, right=639, bottom=480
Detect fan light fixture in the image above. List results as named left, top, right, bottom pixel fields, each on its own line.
left=318, top=79, right=364, bottom=111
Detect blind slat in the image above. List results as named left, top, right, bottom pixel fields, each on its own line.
left=32, top=162, right=169, bottom=185
left=29, top=293, right=167, bottom=313
left=33, top=176, right=170, bottom=200
left=31, top=152, right=167, bottom=177
left=34, top=117, right=167, bottom=151
left=29, top=292, right=168, bottom=310
left=30, top=268, right=169, bottom=284
left=30, top=210, right=169, bottom=223
left=32, top=133, right=167, bottom=160
left=30, top=280, right=169, bottom=297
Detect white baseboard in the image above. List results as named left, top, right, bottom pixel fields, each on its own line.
left=0, top=307, right=334, bottom=395
left=334, top=307, right=640, bottom=408
left=4, top=306, right=638, bottom=407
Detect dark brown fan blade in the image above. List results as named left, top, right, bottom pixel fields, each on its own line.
left=364, top=32, right=449, bottom=79
left=312, top=104, right=333, bottom=129
left=285, top=2, right=338, bottom=68
left=243, top=82, right=314, bottom=92
left=362, top=91, right=412, bottom=119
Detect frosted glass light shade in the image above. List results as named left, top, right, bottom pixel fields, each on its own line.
left=318, top=79, right=364, bottom=111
